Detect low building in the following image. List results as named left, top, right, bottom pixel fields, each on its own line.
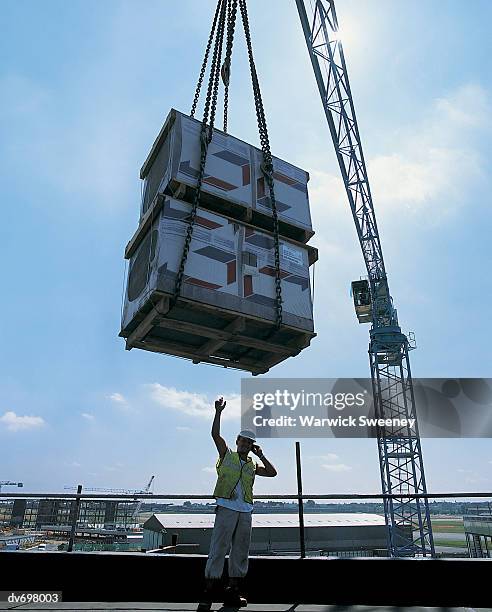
left=143, top=512, right=391, bottom=556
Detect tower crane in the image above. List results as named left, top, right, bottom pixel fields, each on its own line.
left=130, top=475, right=155, bottom=525
left=295, top=0, right=435, bottom=557
left=64, top=476, right=155, bottom=527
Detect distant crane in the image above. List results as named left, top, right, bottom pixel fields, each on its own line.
left=64, top=475, right=155, bottom=527
left=64, top=475, right=155, bottom=497
left=64, top=485, right=143, bottom=494
left=0, top=481, right=23, bottom=493
left=131, top=475, right=155, bottom=525
left=296, top=0, right=435, bottom=556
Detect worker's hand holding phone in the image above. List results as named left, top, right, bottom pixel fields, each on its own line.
left=251, top=444, right=262, bottom=456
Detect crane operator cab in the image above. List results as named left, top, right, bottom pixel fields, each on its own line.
left=351, top=279, right=372, bottom=323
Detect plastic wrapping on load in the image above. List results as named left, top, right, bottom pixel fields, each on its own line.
left=121, top=197, right=315, bottom=335
left=139, top=109, right=313, bottom=242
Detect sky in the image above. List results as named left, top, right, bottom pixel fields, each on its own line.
left=1, top=0, right=491, bottom=501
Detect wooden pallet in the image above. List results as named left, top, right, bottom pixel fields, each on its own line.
left=120, top=294, right=315, bottom=375
left=165, top=180, right=315, bottom=244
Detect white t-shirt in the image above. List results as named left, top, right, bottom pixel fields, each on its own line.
left=216, top=456, right=254, bottom=513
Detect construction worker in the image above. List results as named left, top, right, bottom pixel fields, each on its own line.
left=197, top=396, right=277, bottom=610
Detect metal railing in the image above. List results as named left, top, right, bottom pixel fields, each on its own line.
left=2, top=489, right=492, bottom=557
left=3, top=444, right=492, bottom=557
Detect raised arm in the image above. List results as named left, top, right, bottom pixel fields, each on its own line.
left=212, top=397, right=227, bottom=459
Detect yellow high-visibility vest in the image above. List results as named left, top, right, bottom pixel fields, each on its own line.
left=213, top=449, right=256, bottom=504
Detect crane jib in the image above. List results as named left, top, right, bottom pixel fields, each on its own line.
left=295, top=0, right=435, bottom=558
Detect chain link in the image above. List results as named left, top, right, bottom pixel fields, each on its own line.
left=239, top=0, right=283, bottom=328
left=174, top=0, right=228, bottom=305
left=222, top=0, right=238, bottom=133
left=180, top=0, right=282, bottom=331
left=190, top=0, right=222, bottom=119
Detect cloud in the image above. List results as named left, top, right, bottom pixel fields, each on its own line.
left=109, top=392, right=127, bottom=404
left=300, top=82, right=491, bottom=338
left=307, top=453, right=340, bottom=462
left=202, top=467, right=216, bottom=474
left=176, top=425, right=192, bottom=431
left=318, top=453, right=340, bottom=462
left=435, top=84, right=490, bottom=127
left=371, top=85, right=488, bottom=215
left=368, top=147, right=480, bottom=215
left=108, top=392, right=138, bottom=414
left=308, top=452, right=352, bottom=473
left=309, top=83, right=489, bottom=232
left=68, top=461, right=82, bottom=468
left=322, top=463, right=352, bottom=473
left=0, top=411, right=45, bottom=432
left=147, top=384, right=240, bottom=420
left=81, top=412, right=95, bottom=421
left=311, top=452, right=352, bottom=473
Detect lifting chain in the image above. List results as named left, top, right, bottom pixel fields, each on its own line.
left=239, top=0, right=283, bottom=328
left=176, top=0, right=282, bottom=331
left=222, top=0, right=238, bottom=133
left=190, top=0, right=222, bottom=119
left=173, top=0, right=228, bottom=306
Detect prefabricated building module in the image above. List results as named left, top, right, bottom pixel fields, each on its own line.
left=120, top=109, right=317, bottom=374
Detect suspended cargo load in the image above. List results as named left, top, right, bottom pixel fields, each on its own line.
left=139, top=109, right=314, bottom=243
left=120, top=196, right=317, bottom=375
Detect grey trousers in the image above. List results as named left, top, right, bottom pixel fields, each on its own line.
left=204, top=506, right=253, bottom=579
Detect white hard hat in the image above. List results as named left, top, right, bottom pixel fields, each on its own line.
left=237, top=429, right=256, bottom=442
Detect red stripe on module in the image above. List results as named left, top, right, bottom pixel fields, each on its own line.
left=244, top=275, right=253, bottom=297
left=242, top=164, right=251, bottom=186
left=184, top=277, right=222, bottom=290
left=257, top=177, right=265, bottom=198
left=195, top=216, right=222, bottom=229
left=227, top=260, right=236, bottom=285
left=273, top=171, right=297, bottom=186
left=203, top=176, right=237, bottom=191
left=259, top=266, right=290, bottom=279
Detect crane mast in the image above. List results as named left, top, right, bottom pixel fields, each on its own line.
left=296, top=0, right=435, bottom=556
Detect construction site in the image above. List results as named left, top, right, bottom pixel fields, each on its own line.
left=1, top=0, right=491, bottom=610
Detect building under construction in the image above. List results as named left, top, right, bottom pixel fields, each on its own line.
left=0, top=498, right=139, bottom=531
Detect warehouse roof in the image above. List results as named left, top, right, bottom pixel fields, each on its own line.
left=144, top=513, right=386, bottom=531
